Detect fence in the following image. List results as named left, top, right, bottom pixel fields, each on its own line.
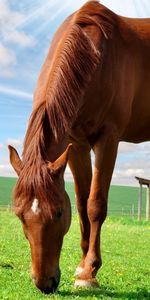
left=0, top=202, right=148, bottom=220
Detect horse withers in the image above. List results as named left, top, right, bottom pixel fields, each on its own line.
left=9, top=0, right=150, bottom=294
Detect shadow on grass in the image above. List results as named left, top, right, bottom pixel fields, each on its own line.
left=0, top=262, right=14, bottom=269
left=59, top=286, right=150, bottom=299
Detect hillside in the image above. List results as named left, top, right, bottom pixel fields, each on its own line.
left=0, top=177, right=146, bottom=217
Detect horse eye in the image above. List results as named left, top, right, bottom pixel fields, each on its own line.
left=55, top=209, right=62, bottom=220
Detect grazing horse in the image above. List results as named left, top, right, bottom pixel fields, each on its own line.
left=9, top=0, right=150, bottom=294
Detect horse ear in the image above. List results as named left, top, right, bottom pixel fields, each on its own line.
left=8, top=145, right=22, bottom=176
left=48, top=144, right=72, bottom=175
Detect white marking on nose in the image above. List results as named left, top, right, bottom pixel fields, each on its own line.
left=31, top=198, right=41, bottom=214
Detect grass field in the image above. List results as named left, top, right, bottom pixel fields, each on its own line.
left=0, top=177, right=147, bottom=217
left=0, top=212, right=150, bottom=300
left=0, top=177, right=150, bottom=299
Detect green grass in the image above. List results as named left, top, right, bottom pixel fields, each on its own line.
left=0, top=177, right=16, bottom=207
left=0, top=212, right=150, bottom=299
left=108, top=185, right=146, bottom=216
left=0, top=177, right=148, bottom=298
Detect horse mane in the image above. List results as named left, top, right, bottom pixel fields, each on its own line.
left=45, top=24, right=100, bottom=139
left=45, top=1, right=115, bottom=139
left=14, top=1, right=116, bottom=212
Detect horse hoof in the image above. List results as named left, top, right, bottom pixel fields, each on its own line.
left=74, top=267, right=84, bottom=277
left=74, top=279, right=99, bottom=288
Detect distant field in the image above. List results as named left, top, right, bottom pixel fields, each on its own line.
left=0, top=177, right=146, bottom=217
left=0, top=177, right=16, bottom=207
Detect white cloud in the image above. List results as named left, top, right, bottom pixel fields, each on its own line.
left=0, top=144, right=3, bottom=150
left=7, top=138, right=22, bottom=148
left=5, top=31, right=36, bottom=48
left=118, top=142, right=147, bottom=154
left=0, top=43, right=16, bottom=66
left=65, top=141, right=150, bottom=186
left=89, top=142, right=150, bottom=186
left=0, top=154, right=16, bottom=177
left=0, top=0, right=24, bottom=27
left=112, top=148, right=150, bottom=186
left=0, top=0, right=36, bottom=47
left=0, top=162, right=16, bottom=177
left=0, top=0, right=36, bottom=78
left=143, top=143, right=150, bottom=152
left=0, top=139, right=22, bottom=177
left=0, top=85, right=32, bottom=99
left=103, top=0, right=150, bottom=18
left=0, top=43, right=16, bottom=78
left=66, top=0, right=150, bottom=18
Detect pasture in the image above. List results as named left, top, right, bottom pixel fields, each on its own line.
left=0, top=176, right=147, bottom=217
left=0, top=177, right=150, bottom=299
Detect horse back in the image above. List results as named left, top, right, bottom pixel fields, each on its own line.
left=118, top=17, right=150, bottom=142
left=76, top=10, right=150, bottom=144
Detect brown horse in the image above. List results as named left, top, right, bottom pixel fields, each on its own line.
left=8, top=0, right=150, bottom=294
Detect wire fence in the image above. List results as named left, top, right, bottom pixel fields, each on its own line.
left=0, top=203, right=148, bottom=220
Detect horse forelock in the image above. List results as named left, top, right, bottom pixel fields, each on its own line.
left=14, top=160, right=62, bottom=217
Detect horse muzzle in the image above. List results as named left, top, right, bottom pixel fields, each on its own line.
left=32, top=268, right=61, bottom=294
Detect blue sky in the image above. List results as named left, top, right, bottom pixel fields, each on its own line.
left=0, top=0, right=150, bottom=185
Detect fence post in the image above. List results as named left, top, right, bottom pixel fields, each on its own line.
left=138, top=183, right=142, bottom=221
left=146, top=184, right=150, bottom=221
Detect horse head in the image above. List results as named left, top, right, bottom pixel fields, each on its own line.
left=8, top=144, right=72, bottom=294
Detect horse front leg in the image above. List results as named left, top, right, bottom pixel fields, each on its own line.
left=68, top=137, right=92, bottom=274
left=75, top=126, right=119, bottom=287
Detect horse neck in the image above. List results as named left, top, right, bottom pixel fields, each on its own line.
left=45, top=133, right=69, bottom=163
